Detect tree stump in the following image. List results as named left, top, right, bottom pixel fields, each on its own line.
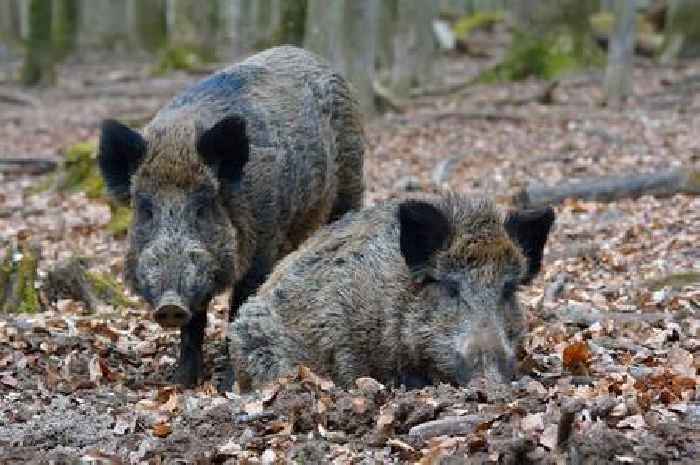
left=0, top=243, right=42, bottom=314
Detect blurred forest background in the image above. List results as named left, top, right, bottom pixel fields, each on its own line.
left=2, top=0, right=700, bottom=113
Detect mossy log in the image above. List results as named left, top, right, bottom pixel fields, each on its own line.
left=514, top=168, right=700, bottom=208
left=0, top=243, right=42, bottom=314
left=43, top=257, right=132, bottom=312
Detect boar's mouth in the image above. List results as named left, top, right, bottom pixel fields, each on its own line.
left=154, top=291, right=192, bottom=327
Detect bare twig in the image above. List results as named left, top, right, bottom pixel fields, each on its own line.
left=0, top=158, right=58, bottom=175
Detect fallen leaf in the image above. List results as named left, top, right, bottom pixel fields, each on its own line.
left=563, top=341, right=591, bottom=375
left=152, top=422, right=172, bottom=438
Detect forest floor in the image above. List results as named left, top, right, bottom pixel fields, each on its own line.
left=0, top=47, right=699, bottom=464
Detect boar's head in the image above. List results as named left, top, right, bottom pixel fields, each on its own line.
left=98, top=116, right=250, bottom=327
left=398, top=196, right=554, bottom=384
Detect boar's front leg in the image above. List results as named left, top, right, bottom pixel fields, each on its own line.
left=177, top=310, right=206, bottom=387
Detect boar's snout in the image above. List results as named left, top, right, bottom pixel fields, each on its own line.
left=154, top=291, right=192, bottom=327
left=457, top=324, right=515, bottom=384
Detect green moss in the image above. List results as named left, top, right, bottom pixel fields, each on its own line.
left=645, top=271, right=700, bottom=291
left=16, top=247, right=40, bottom=313
left=479, top=32, right=582, bottom=82
left=453, top=11, right=504, bottom=40
left=107, top=205, right=132, bottom=237
left=59, top=141, right=105, bottom=199
left=86, top=271, right=131, bottom=308
left=1, top=245, right=40, bottom=314
left=152, top=45, right=209, bottom=75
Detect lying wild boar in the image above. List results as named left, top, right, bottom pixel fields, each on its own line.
left=98, top=46, right=365, bottom=386
left=230, top=193, right=554, bottom=390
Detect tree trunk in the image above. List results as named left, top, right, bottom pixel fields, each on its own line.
left=0, top=0, right=23, bottom=46
left=219, top=0, right=260, bottom=59
left=662, top=0, right=700, bottom=60
left=376, top=0, right=398, bottom=72
left=77, top=0, right=130, bottom=52
left=53, top=0, right=78, bottom=59
left=304, top=0, right=379, bottom=115
left=126, top=0, right=167, bottom=53
left=390, top=0, right=438, bottom=97
left=165, top=0, right=219, bottom=60
left=604, top=0, right=636, bottom=106
left=21, top=0, right=55, bottom=86
left=274, top=0, right=307, bottom=46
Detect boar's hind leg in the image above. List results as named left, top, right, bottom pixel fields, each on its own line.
left=329, top=75, right=365, bottom=222
left=176, top=311, right=206, bottom=387
left=230, top=304, right=298, bottom=392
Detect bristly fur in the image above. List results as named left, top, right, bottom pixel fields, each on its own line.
left=230, top=192, right=553, bottom=391
left=99, top=46, right=366, bottom=387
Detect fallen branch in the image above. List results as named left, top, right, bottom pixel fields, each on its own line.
left=515, top=169, right=700, bottom=208
left=0, top=89, right=40, bottom=107
left=408, top=415, right=483, bottom=443
left=432, top=110, right=527, bottom=124
left=0, top=158, right=58, bottom=175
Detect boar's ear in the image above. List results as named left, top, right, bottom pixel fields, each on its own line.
left=196, top=115, right=250, bottom=190
left=99, top=120, right=147, bottom=203
left=399, top=201, right=450, bottom=279
left=504, top=206, right=555, bottom=284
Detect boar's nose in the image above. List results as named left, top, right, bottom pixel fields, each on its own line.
left=154, top=291, right=191, bottom=327
left=458, top=328, right=515, bottom=384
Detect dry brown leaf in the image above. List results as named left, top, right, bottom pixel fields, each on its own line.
left=563, top=341, right=591, bottom=375
left=152, top=422, right=172, bottom=438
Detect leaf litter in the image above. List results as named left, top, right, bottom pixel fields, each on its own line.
left=0, top=50, right=699, bottom=463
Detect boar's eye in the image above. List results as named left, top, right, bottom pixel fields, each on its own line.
left=443, top=279, right=460, bottom=299
left=195, top=203, right=211, bottom=221
left=136, top=197, right=154, bottom=222
left=502, top=279, right=518, bottom=299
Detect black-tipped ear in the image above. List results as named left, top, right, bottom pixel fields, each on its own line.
left=504, top=206, right=555, bottom=284
left=196, top=116, right=250, bottom=190
left=399, top=201, right=450, bottom=278
left=98, top=120, right=146, bottom=202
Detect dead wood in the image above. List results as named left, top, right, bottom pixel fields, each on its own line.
left=0, top=242, right=41, bottom=314
left=0, top=158, right=58, bottom=175
left=515, top=169, right=700, bottom=208
left=0, top=89, right=40, bottom=107
left=408, top=415, right=483, bottom=443
left=43, top=257, right=131, bottom=312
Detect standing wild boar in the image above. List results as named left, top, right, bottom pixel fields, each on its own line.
left=230, top=193, right=554, bottom=390
left=98, top=46, right=365, bottom=387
